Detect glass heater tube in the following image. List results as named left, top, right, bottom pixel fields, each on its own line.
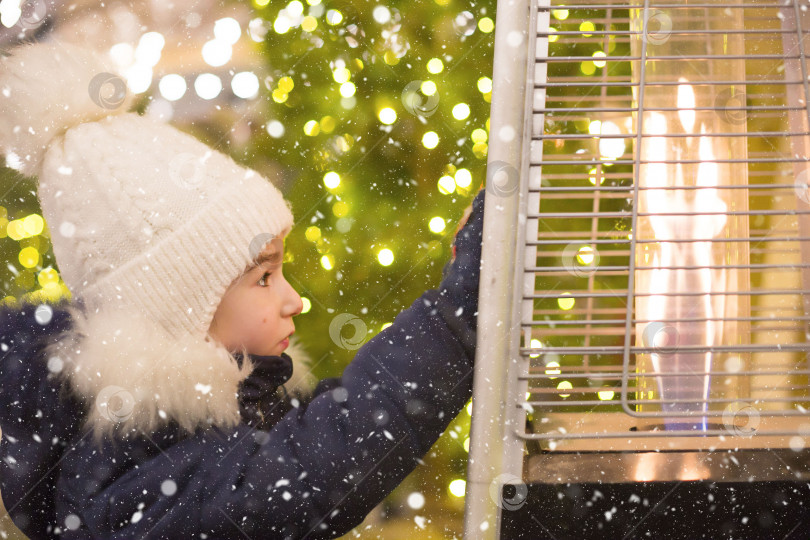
left=630, top=3, right=751, bottom=431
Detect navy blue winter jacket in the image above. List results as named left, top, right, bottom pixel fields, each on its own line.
left=0, top=188, right=485, bottom=539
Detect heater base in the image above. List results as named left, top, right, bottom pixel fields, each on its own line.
left=499, top=480, right=809, bottom=539
left=525, top=449, right=810, bottom=483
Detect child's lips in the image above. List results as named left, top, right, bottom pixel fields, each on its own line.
left=280, top=332, right=293, bottom=348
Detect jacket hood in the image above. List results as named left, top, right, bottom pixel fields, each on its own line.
left=40, top=299, right=315, bottom=445
left=1, top=299, right=316, bottom=539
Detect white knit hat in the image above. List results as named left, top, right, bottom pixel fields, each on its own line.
left=0, top=40, right=294, bottom=340
left=0, top=40, right=297, bottom=440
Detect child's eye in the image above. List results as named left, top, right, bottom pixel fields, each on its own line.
left=258, top=271, right=272, bottom=287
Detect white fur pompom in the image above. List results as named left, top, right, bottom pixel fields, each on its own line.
left=0, top=40, right=137, bottom=177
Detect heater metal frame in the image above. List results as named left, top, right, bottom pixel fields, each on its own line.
left=463, top=0, right=810, bottom=538
left=463, top=0, right=538, bottom=536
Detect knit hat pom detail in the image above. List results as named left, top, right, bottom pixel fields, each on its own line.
left=0, top=40, right=137, bottom=177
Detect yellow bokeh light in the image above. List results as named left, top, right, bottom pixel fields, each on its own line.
left=383, top=51, right=400, bottom=65
left=301, top=15, right=317, bottom=32
left=278, top=76, right=294, bottom=92
left=589, top=167, right=603, bottom=185
left=377, top=248, right=394, bottom=266
left=422, top=131, right=439, bottom=149
left=323, top=171, right=340, bottom=189
left=577, top=246, right=595, bottom=265
left=580, top=61, right=596, bottom=76
left=19, top=246, right=39, bottom=268
left=305, top=226, right=321, bottom=242
left=381, top=322, right=393, bottom=331
left=580, top=21, right=595, bottom=36
left=529, top=338, right=543, bottom=358
left=452, top=103, right=470, bottom=120
left=552, top=9, right=569, bottom=19
left=287, top=1, right=304, bottom=16
left=335, top=134, right=353, bottom=152
left=472, top=142, right=488, bottom=158
left=332, top=201, right=349, bottom=217
left=477, top=76, right=492, bottom=94
left=558, top=293, right=575, bottom=310
left=448, top=479, right=466, bottom=498
left=548, top=27, right=558, bottom=42
left=37, top=267, right=59, bottom=288
left=588, top=120, right=602, bottom=135
left=301, top=297, right=312, bottom=314
left=429, top=216, right=446, bottom=233
left=339, top=82, right=356, bottom=98
left=438, top=175, right=456, bottom=194
left=253, top=0, right=270, bottom=7
left=326, top=9, right=343, bottom=25
left=592, top=51, right=606, bottom=68
left=478, top=17, right=494, bottom=33
left=471, top=128, right=488, bottom=143
left=463, top=437, right=470, bottom=452
left=378, top=107, right=397, bottom=125
left=272, top=89, right=288, bottom=103
left=273, top=17, right=291, bottom=34
left=455, top=168, right=472, bottom=188
left=332, top=67, right=351, bottom=84
left=6, top=220, right=24, bottom=241
left=320, top=116, right=336, bottom=133
left=23, top=214, right=44, bottom=236
left=303, top=120, right=320, bottom=136
left=320, top=254, right=334, bottom=270
left=545, top=361, right=561, bottom=379
left=421, top=80, right=437, bottom=96
left=557, top=381, right=573, bottom=398
left=427, top=58, right=444, bottom=74
left=466, top=400, right=473, bottom=415
left=598, top=389, right=615, bottom=400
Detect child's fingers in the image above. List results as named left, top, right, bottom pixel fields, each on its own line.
left=451, top=185, right=485, bottom=260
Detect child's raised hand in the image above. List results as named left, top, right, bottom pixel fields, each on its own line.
left=451, top=185, right=485, bottom=262
left=432, top=186, right=486, bottom=353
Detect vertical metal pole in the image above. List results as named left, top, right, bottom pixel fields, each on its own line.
left=463, top=0, right=532, bottom=538
left=783, top=1, right=810, bottom=334
left=778, top=0, right=810, bottom=405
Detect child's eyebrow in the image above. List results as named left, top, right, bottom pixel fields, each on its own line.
left=243, top=248, right=283, bottom=275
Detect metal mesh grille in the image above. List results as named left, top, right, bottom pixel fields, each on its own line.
left=522, top=0, right=810, bottom=449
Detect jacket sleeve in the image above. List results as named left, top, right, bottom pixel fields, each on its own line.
left=0, top=302, right=86, bottom=539
left=56, top=287, right=475, bottom=539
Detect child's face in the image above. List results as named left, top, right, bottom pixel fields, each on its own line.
left=207, top=239, right=302, bottom=356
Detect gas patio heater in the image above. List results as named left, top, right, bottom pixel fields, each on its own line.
left=464, top=0, right=810, bottom=537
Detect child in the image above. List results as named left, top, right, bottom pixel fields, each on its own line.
left=0, top=41, right=486, bottom=538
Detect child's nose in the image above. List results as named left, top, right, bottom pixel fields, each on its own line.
left=290, top=291, right=303, bottom=317
left=283, top=278, right=303, bottom=317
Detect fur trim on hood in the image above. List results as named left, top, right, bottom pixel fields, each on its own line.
left=282, top=336, right=320, bottom=397
left=41, top=301, right=314, bottom=445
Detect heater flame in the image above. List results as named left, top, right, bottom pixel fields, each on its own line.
left=640, top=79, right=728, bottom=430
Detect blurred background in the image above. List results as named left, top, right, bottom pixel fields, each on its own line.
left=0, top=0, right=496, bottom=537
